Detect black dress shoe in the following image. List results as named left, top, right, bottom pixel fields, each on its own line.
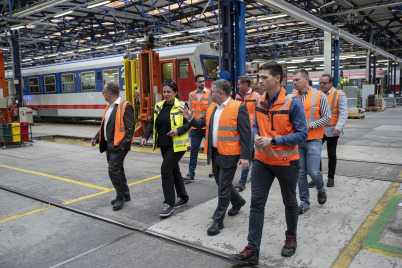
left=111, top=195, right=131, bottom=205
left=228, top=199, right=246, bottom=216
left=208, top=172, right=214, bottom=178
left=207, top=221, right=224, bottom=236
left=113, top=199, right=124, bottom=211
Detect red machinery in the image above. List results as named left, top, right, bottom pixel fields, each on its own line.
left=0, top=49, right=11, bottom=123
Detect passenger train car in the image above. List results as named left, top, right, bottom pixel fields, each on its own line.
left=6, top=42, right=220, bottom=119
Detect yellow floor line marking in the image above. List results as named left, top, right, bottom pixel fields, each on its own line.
left=331, top=182, right=400, bottom=268
left=394, top=194, right=402, bottom=198
left=42, top=139, right=208, bottom=159
left=363, top=246, right=402, bottom=259
left=0, top=206, right=54, bottom=223
left=0, top=164, right=109, bottom=191
left=398, top=170, right=402, bottom=181
left=0, top=174, right=160, bottom=223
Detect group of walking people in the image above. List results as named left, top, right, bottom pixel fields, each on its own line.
left=91, top=61, right=348, bottom=265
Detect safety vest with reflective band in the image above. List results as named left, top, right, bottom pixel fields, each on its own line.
left=188, top=89, right=211, bottom=130
left=294, top=88, right=325, bottom=140
left=153, top=98, right=189, bottom=152
left=254, top=88, right=299, bottom=166
left=204, top=99, right=242, bottom=156
left=327, top=88, right=341, bottom=126
left=236, top=91, right=260, bottom=130
left=99, top=99, right=133, bottom=146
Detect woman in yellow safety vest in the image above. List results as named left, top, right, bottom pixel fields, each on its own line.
left=140, top=80, right=190, bottom=218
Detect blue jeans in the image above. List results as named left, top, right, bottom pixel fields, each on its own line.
left=240, top=136, right=254, bottom=183
left=298, top=139, right=324, bottom=205
left=248, top=160, right=299, bottom=253
left=188, top=128, right=206, bottom=177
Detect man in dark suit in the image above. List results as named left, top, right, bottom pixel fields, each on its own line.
left=180, top=79, right=250, bottom=236
left=91, top=82, right=135, bottom=211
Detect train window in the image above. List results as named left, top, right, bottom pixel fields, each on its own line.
left=62, top=73, right=75, bottom=92
left=28, top=77, right=40, bottom=94
left=162, top=62, right=174, bottom=81
left=81, top=71, right=96, bottom=91
left=103, top=68, right=119, bottom=86
left=178, top=61, right=188, bottom=79
left=203, top=58, right=219, bottom=80
left=44, top=75, right=56, bottom=93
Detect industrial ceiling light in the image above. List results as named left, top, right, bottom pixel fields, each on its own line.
left=160, top=32, right=182, bottom=38
left=87, top=0, right=111, bottom=9
left=78, top=48, right=91, bottom=52
left=188, top=26, right=214, bottom=33
left=257, top=14, right=287, bottom=21
left=54, top=10, right=74, bottom=18
left=10, top=25, right=25, bottom=30
left=115, top=40, right=131, bottom=46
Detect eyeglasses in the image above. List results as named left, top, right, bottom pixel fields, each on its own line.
left=319, top=82, right=330, bottom=85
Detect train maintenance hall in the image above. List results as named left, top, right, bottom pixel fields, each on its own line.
left=0, top=0, right=402, bottom=267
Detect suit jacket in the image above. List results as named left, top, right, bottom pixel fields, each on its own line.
left=94, top=102, right=135, bottom=153
left=189, top=103, right=250, bottom=168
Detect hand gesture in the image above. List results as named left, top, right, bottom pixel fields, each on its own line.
left=333, top=129, right=340, bottom=136
left=140, top=138, right=147, bottom=147
left=90, top=139, right=97, bottom=147
left=167, top=129, right=179, bottom=137
left=237, top=159, right=249, bottom=171
left=254, top=135, right=272, bottom=150
left=178, top=105, right=193, bottom=121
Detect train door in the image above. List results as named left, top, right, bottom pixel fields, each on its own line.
left=176, top=59, right=194, bottom=101
left=160, top=59, right=176, bottom=99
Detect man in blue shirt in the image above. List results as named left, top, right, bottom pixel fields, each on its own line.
left=230, top=62, right=308, bottom=265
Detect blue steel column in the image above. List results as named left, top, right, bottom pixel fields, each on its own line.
left=233, top=0, right=246, bottom=95
left=220, top=0, right=234, bottom=88
left=333, top=38, right=340, bottom=88
left=11, top=30, right=22, bottom=108
left=373, top=55, right=377, bottom=94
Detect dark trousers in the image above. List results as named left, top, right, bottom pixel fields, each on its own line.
left=321, top=135, right=339, bottom=179
left=211, top=148, right=245, bottom=223
left=248, top=160, right=299, bottom=253
left=160, top=146, right=189, bottom=207
left=188, top=128, right=206, bottom=177
left=106, top=147, right=130, bottom=200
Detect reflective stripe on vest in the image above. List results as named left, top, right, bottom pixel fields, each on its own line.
left=189, top=89, right=211, bottom=130
left=327, top=89, right=341, bottom=126
left=153, top=98, right=189, bottom=152
left=296, top=89, right=325, bottom=140
left=204, top=99, right=241, bottom=155
left=99, top=99, right=131, bottom=146
left=236, top=91, right=259, bottom=130
left=254, top=88, right=299, bottom=166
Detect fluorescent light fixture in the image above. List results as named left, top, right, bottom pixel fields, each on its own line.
left=352, top=55, right=367, bottom=59
left=10, top=25, right=25, bottom=30
left=78, top=48, right=91, bottom=52
left=257, top=14, right=287, bottom=21
left=21, top=58, right=31, bottom=62
left=34, top=56, right=45, bottom=59
left=160, top=32, right=182, bottom=38
left=188, top=26, right=214, bottom=33
left=54, top=10, right=73, bottom=18
left=287, top=66, right=298, bottom=69
left=96, top=44, right=111, bottom=49
left=47, top=53, right=59, bottom=57
left=115, top=41, right=131, bottom=46
left=291, top=59, right=305, bottom=63
left=62, top=51, right=74, bottom=55
left=311, top=58, right=324, bottom=62
left=377, top=59, right=389, bottom=63
left=87, top=0, right=111, bottom=9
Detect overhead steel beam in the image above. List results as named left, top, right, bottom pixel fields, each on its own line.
left=259, top=0, right=402, bottom=63
left=322, top=2, right=402, bottom=17
left=11, top=0, right=72, bottom=18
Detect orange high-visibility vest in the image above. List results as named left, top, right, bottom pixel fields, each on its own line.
left=327, top=88, right=341, bottom=126
left=295, top=89, right=325, bottom=140
left=254, top=88, right=299, bottom=166
left=99, top=99, right=132, bottom=146
left=204, top=99, right=242, bottom=156
left=236, top=91, right=260, bottom=130
left=188, top=89, right=211, bottom=130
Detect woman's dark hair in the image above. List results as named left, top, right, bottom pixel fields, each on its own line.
left=162, top=80, right=180, bottom=100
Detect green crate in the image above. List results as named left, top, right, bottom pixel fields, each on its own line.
left=0, top=123, right=12, bottom=143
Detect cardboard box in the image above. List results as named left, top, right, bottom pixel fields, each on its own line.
left=374, top=99, right=386, bottom=110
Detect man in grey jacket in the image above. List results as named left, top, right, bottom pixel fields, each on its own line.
left=310, top=74, right=348, bottom=188
left=180, top=79, right=250, bottom=236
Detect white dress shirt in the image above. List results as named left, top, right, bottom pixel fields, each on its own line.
left=196, top=88, right=208, bottom=102
left=104, top=97, right=121, bottom=141
left=212, top=96, right=232, bottom=148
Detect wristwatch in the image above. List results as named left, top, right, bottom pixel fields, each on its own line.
left=271, top=137, right=276, bottom=146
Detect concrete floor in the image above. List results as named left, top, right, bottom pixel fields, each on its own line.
left=1, top=107, right=402, bottom=268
